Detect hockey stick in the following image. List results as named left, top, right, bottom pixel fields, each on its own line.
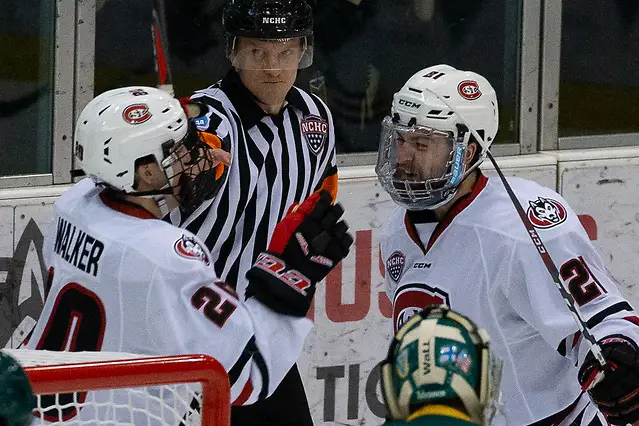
left=486, top=151, right=606, bottom=371
left=151, top=0, right=174, bottom=96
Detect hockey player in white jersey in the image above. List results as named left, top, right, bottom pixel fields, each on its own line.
left=376, top=65, right=639, bottom=425
left=26, top=86, right=352, bottom=423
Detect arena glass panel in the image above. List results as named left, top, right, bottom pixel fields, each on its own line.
left=558, top=0, right=639, bottom=145
left=93, top=0, right=522, bottom=155
left=0, top=0, right=55, bottom=177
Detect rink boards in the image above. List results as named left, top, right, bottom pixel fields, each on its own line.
left=1, top=147, right=639, bottom=424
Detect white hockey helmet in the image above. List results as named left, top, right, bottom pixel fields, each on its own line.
left=74, top=86, right=227, bottom=212
left=375, top=65, right=499, bottom=210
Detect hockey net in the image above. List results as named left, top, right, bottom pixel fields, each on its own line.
left=2, top=349, right=230, bottom=426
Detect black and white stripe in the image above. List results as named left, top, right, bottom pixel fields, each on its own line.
left=176, top=71, right=337, bottom=296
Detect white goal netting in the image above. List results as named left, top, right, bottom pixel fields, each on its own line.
left=2, top=349, right=229, bottom=426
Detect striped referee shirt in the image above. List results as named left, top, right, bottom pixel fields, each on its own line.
left=172, top=70, right=338, bottom=296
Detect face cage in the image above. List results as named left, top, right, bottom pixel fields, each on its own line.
left=375, top=116, right=467, bottom=210
left=225, top=35, right=314, bottom=70
left=160, top=125, right=225, bottom=215
left=380, top=306, right=501, bottom=423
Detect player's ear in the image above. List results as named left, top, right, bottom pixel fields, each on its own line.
left=134, top=155, right=162, bottom=191
left=465, top=142, right=478, bottom=167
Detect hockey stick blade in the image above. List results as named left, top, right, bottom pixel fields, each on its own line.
left=486, top=151, right=606, bottom=369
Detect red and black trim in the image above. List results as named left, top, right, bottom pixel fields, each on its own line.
left=228, top=336, right=270, bottom=401
left=586, top=301, right=633, bottom=329
left=558, top=301, right=635, bottom=357
left=99, top=190, right=156, bottom=219
left=404, top=173, right=488, bottom=254
left=557, top=331, right=582, bottom=359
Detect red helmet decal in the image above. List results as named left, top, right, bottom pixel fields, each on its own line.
left=122, top=103, right=152, bottom=125
left=457, top=80, right=482, bottom=100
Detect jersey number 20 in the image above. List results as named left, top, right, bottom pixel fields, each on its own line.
left=35, top=278, right=106, bottom=421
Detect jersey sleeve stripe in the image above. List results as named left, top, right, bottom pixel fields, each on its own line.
left=226, top=335, right=269, bottom=399
left=245, top=336, right=270, bottom=399
left=231, top=379, right=254, bottom=406
left=585, top=301, right=634, bottom=329
left=228, top=337, right=255, bottom=386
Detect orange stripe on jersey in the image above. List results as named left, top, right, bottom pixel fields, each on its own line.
left=313, top=171, right=338, bottom=203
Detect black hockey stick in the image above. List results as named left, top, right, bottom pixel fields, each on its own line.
left=486, top=151, right=606, bottom=371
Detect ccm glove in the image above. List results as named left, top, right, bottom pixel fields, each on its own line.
left=578, top=335, right=639, bottom=425
left=246, top=190, right=353, bottom=317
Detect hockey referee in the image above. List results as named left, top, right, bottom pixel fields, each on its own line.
left=176, top=0, right=338, bottom=424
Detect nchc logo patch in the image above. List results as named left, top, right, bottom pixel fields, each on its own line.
left=174, top=235, right=210, bottom=265
left=386, top=251, right=406, bottom=282
left=301, top=114, right=328, bottom=155
left=527, top=196, right=567, bottom=229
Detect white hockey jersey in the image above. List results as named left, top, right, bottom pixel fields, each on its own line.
left=380, top=174, right=639, bottom=425
left=26, top=178, right=312, bottom=423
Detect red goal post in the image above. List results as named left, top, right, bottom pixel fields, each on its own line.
left=3, top=350, right=230, bottom=426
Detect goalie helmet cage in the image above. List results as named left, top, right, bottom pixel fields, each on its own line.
left=2, top=349, right=230, bottom=426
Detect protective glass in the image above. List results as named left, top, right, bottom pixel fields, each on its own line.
left=227, top=36, right=314, bottom=70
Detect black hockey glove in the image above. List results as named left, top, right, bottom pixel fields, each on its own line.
left=578, top=335, right=639, bottom=425
left=246, top=191, right=353, bottom=317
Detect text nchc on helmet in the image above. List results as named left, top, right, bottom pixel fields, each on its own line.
left=222, top=0, right=314, bottom=70
left=375, top=65, right=499, bottom=210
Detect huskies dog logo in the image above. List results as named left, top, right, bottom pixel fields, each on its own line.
left=174, top=235, right=210, bottom=265
left=301, top=114, right=328, bottom=155
left=386, top=251, right=406, bottom=282
left=527, top=196, right=567, bottom=228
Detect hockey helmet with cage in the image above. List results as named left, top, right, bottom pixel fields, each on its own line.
left=222, top=0, right=314, bottom=70
left=375, top=65, right=499, bottom=210
left=0, top=351, right=35, bottom=426
left=73, top=86, right=227, bottom=213
left=380, top=305, right=499, bottom=424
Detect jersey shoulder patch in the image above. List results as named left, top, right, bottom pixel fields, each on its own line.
left=174, top=234, right=211, bottom=265
left=526, top=195, right=568, bottom=229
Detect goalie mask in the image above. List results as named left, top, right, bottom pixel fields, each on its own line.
left=376, top=65, right=499, bottom=210
left=223, top=0, right=314, bottom=70
left=73, top=86, right=228, bottom=214
left=380, top=305, right=501, bottom=424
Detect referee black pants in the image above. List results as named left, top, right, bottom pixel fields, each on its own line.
left=230, top=363, right=313, bottom=425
